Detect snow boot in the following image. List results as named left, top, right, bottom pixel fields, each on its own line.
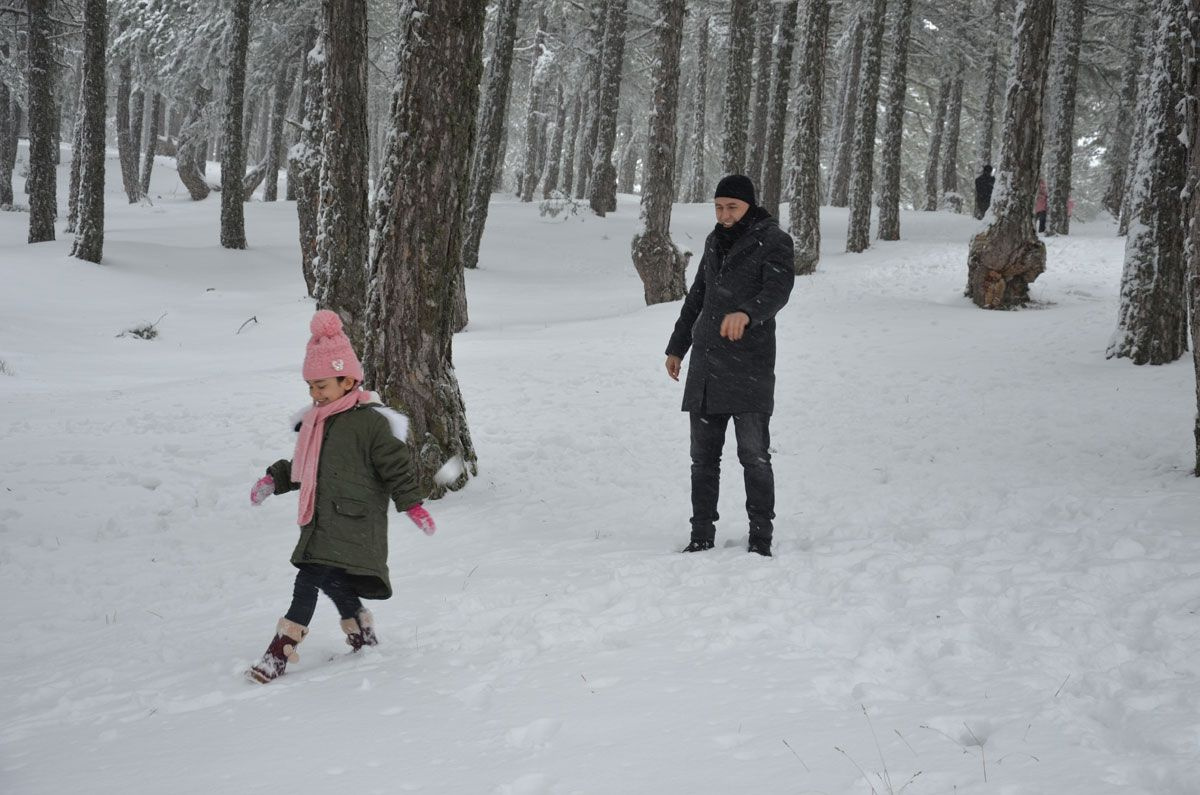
left=682, top=538, right=715, bottom=553
left=340, top=608, right=378, bottom=652
left=247, top=618, right=308, bottom=683
left=747, top=536, right=772, bottom=557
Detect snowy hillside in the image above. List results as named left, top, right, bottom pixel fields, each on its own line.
left=1, top=148, right=1198, bottom=794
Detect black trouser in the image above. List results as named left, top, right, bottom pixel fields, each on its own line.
left=1035, top=210, right=1046, bottom=233
left=284, top=563, right=363, bottom=626
left=689, top=412, right=775, bottom=542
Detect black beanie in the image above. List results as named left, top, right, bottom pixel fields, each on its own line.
left=714, top=174, right=756, bottom=206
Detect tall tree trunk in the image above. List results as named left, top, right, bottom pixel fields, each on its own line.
left=70, top=0, right=107, bottom=264
left=0, top=43, right=13, bottom=208
left=130, top=88, right=145, bottom=185
left=263, top=62, right=291, bottom=202
left=315, top=0, right=370, bottom=348
left=1101, top=1, right=1144, bottom=219
left=176, top=85, right=212, bottom=201
left=939, top=74, right=964, bottom=213
left=286, top=32, right=314, bottom=203
left=462, top=0, right=521, bottom=271
left=576, top=4, right=608, bottom=199
left=758, top=0, right=799, bottom=218
left=828, top=14, right=863, bottom=208
left=588, top=0, right=629, bottom=216
left=686, top=17, right=710, bottom=203
left=721, top=0, right=755, bottom=175
left=115, top=56, right=142, bottom=203
left=27, top=0, right=57, bottom=242
left=632, top=0, right=687, bottom=306
left=1107, top=0, right=1189, bottom=364
left=923, top=78, right=950, bottom=210
left=745, top=0, right=777, bottom=187
left=965, top=0, right=1055, bottom=309
left=975, top=0, right=1003, bottom=181
left=220, top=0, right=251, bottom=249
left=1187, top=5, right=1200, bottom=472
left=786, top=0, right=830, bottom=274
left=362, top=0, right=485, bottom=497
left=293, top=30, right=325, bottom=295
left=560, top=91, right=580, bottom=200
left=541, top=83, right=567, bottom=199
left=617, top=112, right=638, bottom=194
left=66, top=70, right=85, bottom=232
left=140, top=92, right=162, bottom=196
left=1045, top=0, right=1084, bottom=236
left=877, top=0, right=914, bottom=241
left=520, top=10, right=549, bottom=203
left=845, top=0, right=887, bottom=253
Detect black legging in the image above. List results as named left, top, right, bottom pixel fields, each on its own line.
left=284, top=564, right=363, bottom=626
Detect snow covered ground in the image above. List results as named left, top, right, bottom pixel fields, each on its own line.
left=1, top=148, right=1198, bottom=794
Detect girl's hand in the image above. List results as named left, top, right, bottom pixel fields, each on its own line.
left=250, top=475, right=275, bottom=506
left=406, top=504, right=436, bottom=535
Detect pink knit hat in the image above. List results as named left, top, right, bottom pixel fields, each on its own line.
left=303, top=310, right=363, bottom=382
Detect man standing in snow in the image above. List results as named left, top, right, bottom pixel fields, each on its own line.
left=664, top=175, right=795, bottom=557
left=974, top=165, right=995, bottom=219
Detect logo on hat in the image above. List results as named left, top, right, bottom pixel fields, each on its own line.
left=332, top=359, right=345, bottom=372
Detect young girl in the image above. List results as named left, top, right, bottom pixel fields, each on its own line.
left=246, top=310, right=435, bottom=683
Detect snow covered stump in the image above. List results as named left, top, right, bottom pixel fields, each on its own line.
left=966, top=224, right=1046, bottom=309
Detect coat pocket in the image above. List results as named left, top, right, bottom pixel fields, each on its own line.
left=333, top=498, right=368, bottom=519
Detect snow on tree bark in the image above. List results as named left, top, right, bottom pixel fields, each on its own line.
left=786, top=0, right=830, bottom=273
left=939, top=75, right=963, bottom=212
left=140, top=92, right=162, bottom=197
left=314, top=0, right=370, bottom=348
left=219, top=0, right=251, bottom=249
left=828, top=14, right=863, bottom=208
left=745, top=1, right=778, bottom=187
left=1107, top=0, right=1189, bottom=364
left=292, top=30, right=325, bottom=296
left=462, top=0, right=521, bottom=271
left=721, top=0, right=755, bottom=175
left=263, top=62, right=292, bottom=203
left=70, top=0, right=107, bottom=264
left=1045, top=0, right=1084, bottom=236
left=363, top=0, right=484, bottom=497
left=632, top=0, right=688, bottom=307
left=877, top=0, right=914, bottom=241
left=66, top=76, right=84, bottom=233
left=0, top=43, right=12, bottom=209
left=560, top=91, right=581, bottom=200
left=758, top=0, right=799, bottom=218
left=845, top=0, right=887, bottom=254
left=588, top=0, right=629, bottom=216
left=520, top=10, right=550, bottom=203
left=27, top=0, right=57, bottom=242
left=130, top=89, right=145, bottom=184
left=116, top=54, right=142, bottom=204
left=541, top=83, right=567, bottom=199
left=576, top=4, right=608, bottom=199
left=974, top=0, right=1004, bottom=185
left=923, top=77, right=950, bottom=211
left=686, top=16, right=711, bottom=203
left=1187, top=10, right=1200, bottom=472
left=965, top=0, right=1055, bottom=309
left=1101, top=1, right=1144, bottom=219
left=617, top=112, right=639, bottom=194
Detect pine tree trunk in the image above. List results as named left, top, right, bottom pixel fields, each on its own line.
left=140, top=92, right=161, bottom=196
left=1101, top=2, right=1144, bottom=219
left=828, top=15, right=863, bottom=208
left=876, top=0, right=913, bottom=241
left=116, top=56, right=142, bottom=203
left=462, top=0, right=521, bottom=271
left=541, top=83, right=567, bottom=199
left=293, top=32, right=325, bottom=296
left=130, top=88, right=145, bottom=184
left=287, top=30, right=315, bottom=202
left=576, top=4, right=608, bottom=199
left=720, top=0, right=755, bottom=175
left=923, top=78, right=949, bottom=210
left=786, top=0, right=830, bottom=274
left=1045, top=0, right=1084, bottom=236
left=632, top=0, right=687, bottom=307
left=4, top=101, right=20, bottom=205
left=939, top=75, right=964, bottom=213
left=845, top=0, right=887, bottom=253
left=520, top=11, right=549, bottom=203
left=560, top=91, right=581, bottom=200
left=744, top=1, right=777, bottom=187
left=1187, top=7, right=1200, bottom=472
left=0, top=43, right=12, bottom=209
left=66, top=76, right=84, bottom=232
left=27, top=0, right=57, bottom=242
left=219, top=0, right=251, bottom=249
left=758, top=0, right=799, bottom=218
left=362, top=0, right=485, bottom=497
left=588, top=0, right=629, bottom=216
left=965, top=0, right=1055, bottom=309
left=70, top=0, right=107, bottom=264
left=176, top=86, right=212, bottom=200
left=1107, top=0, right=1189, bottom=364
left=686, top=17, right=710, bottom=203
left=314, top=0, right=370, bottom=347
left=263, top=62, right=291, bottom=202
left=617, top=114, right=638, bottom=194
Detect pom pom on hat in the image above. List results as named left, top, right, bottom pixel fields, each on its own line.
left=303, top=310, right=364, bottom=383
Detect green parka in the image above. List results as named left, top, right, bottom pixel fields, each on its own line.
left=267, top=403, right=425, bottom=600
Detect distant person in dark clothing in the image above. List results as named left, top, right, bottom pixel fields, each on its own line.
left=665, top=175, right=795, bottom=557
left=974, top=165, right=995, bottom=219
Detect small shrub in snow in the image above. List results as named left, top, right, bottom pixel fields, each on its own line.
left=118, top=313, right=167, bottom=341
left=538, top=191, right=584, bottom=221
left=0, top=359, right=14, bottom=376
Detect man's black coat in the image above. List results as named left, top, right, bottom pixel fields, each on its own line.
left=666, top=209, right=795, bottom=415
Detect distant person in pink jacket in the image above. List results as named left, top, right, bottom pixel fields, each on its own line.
left=1034, top=179, right=1048, bottom=233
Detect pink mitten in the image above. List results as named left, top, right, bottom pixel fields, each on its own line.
left=250, top=475, right=275, bottom=506
left=406, top=504, right=436, bottom=535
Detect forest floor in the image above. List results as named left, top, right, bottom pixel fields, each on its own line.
left=1, top=150, right=1198, bottom=794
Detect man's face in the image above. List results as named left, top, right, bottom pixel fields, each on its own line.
left=714, top=197, right=750, bottom=228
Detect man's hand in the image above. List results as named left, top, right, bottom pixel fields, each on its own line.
left=719, top=311, right=751, bottom=341
left=665, top=355, right=682, bottom=381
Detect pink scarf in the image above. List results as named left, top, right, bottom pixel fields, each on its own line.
left=292, top=388, right=374, bottom=526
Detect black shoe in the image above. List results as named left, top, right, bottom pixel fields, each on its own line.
left=682, top=539, right=714, bottom=553
left=747, top=538, right=772, bottom=557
